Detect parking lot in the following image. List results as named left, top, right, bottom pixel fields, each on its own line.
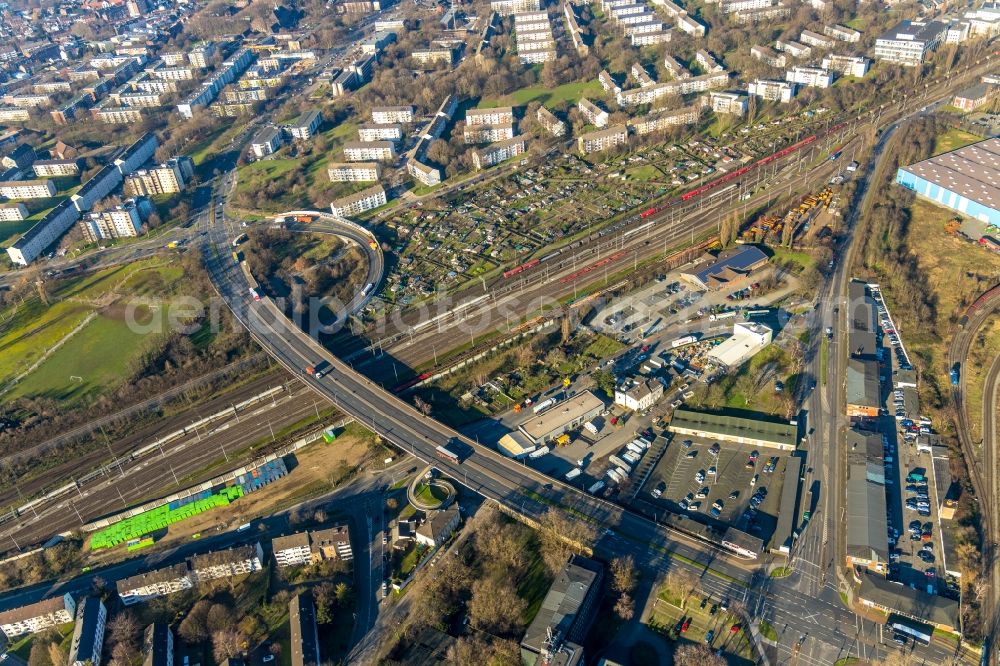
left=640, top=434, right=791, bottom=545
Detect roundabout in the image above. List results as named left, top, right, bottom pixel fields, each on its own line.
left=407, top=468, right=457, bottom=511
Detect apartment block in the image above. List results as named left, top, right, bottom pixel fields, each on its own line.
left=616, top=71, right=729, bottom=105
left=330, top=184, right=387, bottom=217
left=250, top=126, right=285, bottom=159
left=536, top=106, right=566, bottom=136
left=490, top=0, right=541, bottom=16
left=0, top=107, right=30, bottom=122
left=0, top=179, right=55, bottom=199
left=0, top=594, right=76, bottom=637
left=273, top=526, right=353, bottom=567
left=751, top=45, right=787, bottom=67
left=734, top=5, right=791, bottom=23
left=188, top=42, right=217, bottom=68
left=825, top=24, right=861, bottom=42
left=115, top=133, right=158, bottom=176
left=407, top=158, right=442, bottom=186
left=578, top=125, right=628, bottom=154
left=2, top=93, right=51, bottom=108
left=287, top=110, right=323, bottom=140
left=800, top=29, right=836, bottom=49
left=188, top=543, right=264, bottom=583
left=720, top=0, right=774, bottom=12
left=708, top=90, right=748, bottom=114
left=142, top=624, right=173, bottom=666
left=116, top=563, right=194, bottom=606
left=411, top=48, right=456, bottom=67
left=94, top=105, right=145, bottom=124
left=72, top=165, right=123, bottom=213
left=463, top=123, right=515, bottom=144
left=6, top=200, right=81, bottom=266
left=344, top=141, right=396, bottom=162
left=473, top=136, right=527, bottom=169
left=786, top=66, right=834, bottom=88
left=372, top=106, right=414, bottom=124
left=696, top=49, right=725, bottom=73
left=289, top=594, right=320, bottom=666
left=822, top=54, right=871, bottom=78
left=578, top=98, right=608, bottom=127
left=79, top=199, right=152, bottom=242
left=0, top=202, right=28, bottom=221
left=775, top=39, right=811, bottom=59
left=748, top=79, right=797, bottom=102
left=629, top=106, right=699, bottom=135
left=874, top=20, right=945, bottom=67
left=68, top=597, right=106, bottom=666
left=466, top=106, right=514, bottom=126
left=327, top=162, right=382, bottom=182
left=358, top=124, right=403, bottom=142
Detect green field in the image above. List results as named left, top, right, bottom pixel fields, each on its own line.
left=770, top=247, right=817, bottom=272
left=0, top=219, right=34, bottom=246
left=482, top=79, right=605, bottom=110
left=933, top=128, right=982, bottom=156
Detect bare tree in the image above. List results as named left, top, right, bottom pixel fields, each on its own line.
left=673, top=643, right=725, bottom=666
left=467, top=578, right=527, bottom=637
left=614, top=592, right=635, bottom=620
left=211, top=628, right=245, bottom=663
left=610, top=555, right=637, bottom=595
left=536, top=508, right=596, bottom=575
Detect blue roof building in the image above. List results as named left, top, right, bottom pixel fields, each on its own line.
left=682, top=245, right=769, bottom=290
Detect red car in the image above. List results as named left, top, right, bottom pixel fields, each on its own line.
left=730, top=624, right=741, bottom=634
left=681, top=619, right=691, bottom=633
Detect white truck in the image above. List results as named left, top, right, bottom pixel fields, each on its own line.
left=583, top=421, right=599, bottom=435
left=564, top=468, right=582, bottom=481
left=626, top=442, right=645, bottom=457
left=608, top=455, right=633, bottom=475
left=622, top=451, right=640, bottom=466
left=588, top=480, right=606, bottom=494
left=528, top=446, right=550, bottom=459
left=532, top=398, right=555, bottom=414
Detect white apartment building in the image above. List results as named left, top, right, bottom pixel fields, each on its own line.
left=0, top=202, right=27, bottom=220
left=799, top=29, right=835, bottom=49
left=188, top=42, right=217, bottom=68
left=720, top=0, right=773, bottom=12
left=775, top=39, right=811, bottom=58
left=614, top=378, right=663, bottom=411
left=786, top=66, right=834, bottom=88
left=490, top=0, right=541, bottom=16
left=466, top=106, right=514, bottom=126
left=411, top=48, right=455, bottom=66
left=825, top=24, right=861, bottom=42
left=0, top=594, right=77, bottom=637
left=537, top=106, right=566, bottom=136
left=272, top=527, right=354, bottom=567
left=6, top=200, right=80, bottom=266
left=3, top=93, right=52, bottom=108
left=330, top=184, right=387, bottom=217
left=358, top=123, right=403, bottom=142
left=125, top=158, right=191, bottom=196
left=407, top=158, right=442, bottom=186
left=578, top=98, right=608, bottom=127
left=32, top=159, right=79, bottom=177
left=709, top=91, right=748, bottom=114
left=632, top=63, right=656, bottom=87
left=751, top=45, right=787, bottom=67
left=0, top=107, right=30, bottom=121
left=372, top=106, right=414, bottom=124
left=464, top=123, right=515, bottom=144
left=578, top=125, right=629, bottom=154
left=188, top=543, right=264, bottom=583
left=272, top=532, right=313, bottom=567
left=79, top=199, right=149, bottom=241
left=748, top=79, right=797, bottom=102
left=287, top=110, right=322, bottom=140
left=250, top=126, right=285, bottom=158
left=344, top=141, right=396, bottom=162
left=822, top=54, right=870, bottom=78
left=67, top=597, right=106, bottom=666
left=873, top=20, right=945, bottom=67
left=116, top=564, right=194, bottom=606
left=663, top=55, right=691, bottom=79
left=72, top=165, right=124, bottom=213
left=0, top=179, right=56, bottom=199
left=149, top=64, right=195, bottom=80
left=115, top=132, right=159, bottom=176
left=517, top=44, right=556, bottom=63
left=677, top=14, right=706, bottom=36
left=327, top=161, right=382, bottom=182
left=630, top=106, right=699, bottom=135
left=95, top=106, right=145, bottom=124
left=696, top=49, right=725, bottom=73
left=473, top=136, right=527, bottom=169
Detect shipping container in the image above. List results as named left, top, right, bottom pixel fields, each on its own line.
left=588, top=480, right=605, bottom=494
left=565, top=468, right=583, bottom=481
left=626, top=442, right=645, bottom=457
left=622, top=451, right=640, bottom=465
left=671, top=335, right=697, bottom=348
left=533, top=398, right=555, bottom=414
left=529, top=446, right=550, bottom=459
left=609, top=455, right=632, bottom=475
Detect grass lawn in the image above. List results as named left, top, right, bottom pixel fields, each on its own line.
left=6, top=312, right=151, bottom=404
left=481, top=79, right=604, bottom=110
left=760, top=619, right=778, bottom=640
left=770, top=246, right=817, bottom=272
left=932, top=128, right=982, bottom=156
left=0, top=219, right=34, bottom=246
left=581, top=333, right=626, bottom=360
left=0, top=299, right=93, bottom=384
left=625, top=164, right=663, bottom=181
left=414, top=482, right=448, bottom=505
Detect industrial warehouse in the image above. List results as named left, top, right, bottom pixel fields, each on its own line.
left=895, top=137, right=1000, bottom=225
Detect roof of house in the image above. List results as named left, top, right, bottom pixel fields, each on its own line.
left=668, top=406, right=798, bottom=449
left=0, top=595, right=70, bottom=626
left=331, top=183, right=385, bottom=207
left=288, top=594, right=319, bottom=666
left=877, top=19, right=946, bottom=44
left=117, top=562, right=190, bottom=592
left=772, top=456, right=802, bottom=551
left=311, top=525, right=350, bottom=549
left=272, top=531, right=311, bottom=553
left=251, top=126, right=283, bottom=146
left=899, top=137, right=1000, bottom=213
left=68, top=597, right=104, bottom=664
left=846, top=462, right=888, bottom=562
left=189, top=544, right=259, bottom=570
left=142, top=623, right=172, bottom=666
left=416, top=504, right=459, bottom=544
left=688, top=246, right=769, bottom=288
left=846, top=358, right=880, bottom=408
left=859, top=574, right=960, bottom=629
left=955, top=83, right=992, bottom=100
left=521, top=556, right=602, bottom=652
left=520, top=390, right=605, bottom=440
left=290, top=109, right=321, bottom=129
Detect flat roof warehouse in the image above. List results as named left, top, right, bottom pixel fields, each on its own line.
left=668, top=407, right=799, bottom=451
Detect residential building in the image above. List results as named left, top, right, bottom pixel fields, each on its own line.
left=407, top=159, right=441, bottom=187
left=2, top=93, right=51, bottom=108
left=335, top=0, right=382, bottom=13
left=287, top=110, right=323, bottom=140
left=272, top=525, right=353, bottom=568
left=520, top=556, right=603, bottom=666
left=142, top=624, right=173, bottom=666
left=94, top=105, right=145, bottom=125
left=289, top=594, right=320, bottom=666
left=411, top=48, right=456, bottom=67
left=750, top=45, right=786, bottom=68
left=822, top=54, right=871, bottom=78
left=463, top=123, right=515, bottom=144
left=116, top=563, right=194, bottom=606
left=491, top=0, right=541, bottom=16
left=115, top=133, right=158, bottom=176
left=72, top=165, right=124, bottom=213
left=0, top=107, right=30, bottom=122
left=799, top=29, right=835, bottom=49
left=362, top=31, right=397, bottom=55
left=720, top=0, right=774, bottom=11
left=466, top=106, right=514, bottom=126
left=895, top=137, right=1000, bottom=226
left=79, top=199, right=152, bottom=242
left=188, top=43, right=217, bottom=68
left=519, top=390, right=605, bottom=445
left=775, top=39, right=811, bottom=59
left=578, top=125, right=629, bottom=155
left=632, top=62, right=656, bottom=87
left=825, top=24, right=861, bottom=42
left=415, top=505, right=460, bottom=547
left=708, top=322, right=774, bottom=370
left=952, top=83, right=997, bottom=112
left=0, top=594, right=77, bottom=638
left=668, top=407, right=799, bottom=451
left=330, top=184, right=387, bottom=217
left=845, top=429, right=889, bottom=573
left=0, top=179, right=55, bottom=200
left=599, top=70, right=620, bottom=94
left=345, top=139, right=396, bottom=162
left=358, top=123, right=403, bottom=142
left=6, top=200, right=81, bottom=266
left=786, top=66, right=834, bottom=88
left=0, top=202, right=27, bottom=221
left=677, top=14, right=705, bottom=36
left=616, top=71, right=729, bottom=104
left=734, top=5, right=792, bottom=23
left=125, top=158, right=193, bottom=196
left=748, top=79, right=797, bottom=102
left=630, top=106, right=700, bottom=134
left=372, top=106, right=414, bottom=124
left=472, top=136, right=526, bottom=169
left=695, top=49, right=725, bottom=73
left=708, top=90, right=748, bottom=114
left=68, top=598, right=106, bottom=666
left=188, top=543, right=264, bottom=583
left=873, top=20, right=945, bottom=67
left=250, top=126, right=285, bottom=159
left=614, top=377, right=664, bottom=411
left=961, top=2, right=1000, bottom=39
left=662, top=55, right=691, bottom=79
left=272, top=532, right=313, bottom=568
left=578, top=98, right=608, bottom=128
left=327, top=162, right=382, bottom=182
left=311, top=526, right=353, bottom=561
left=536, top=106, right=566, bottom=136
left=1, top=143, right=35, bottom=170
left=945, top=21, right=971, bottom=44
